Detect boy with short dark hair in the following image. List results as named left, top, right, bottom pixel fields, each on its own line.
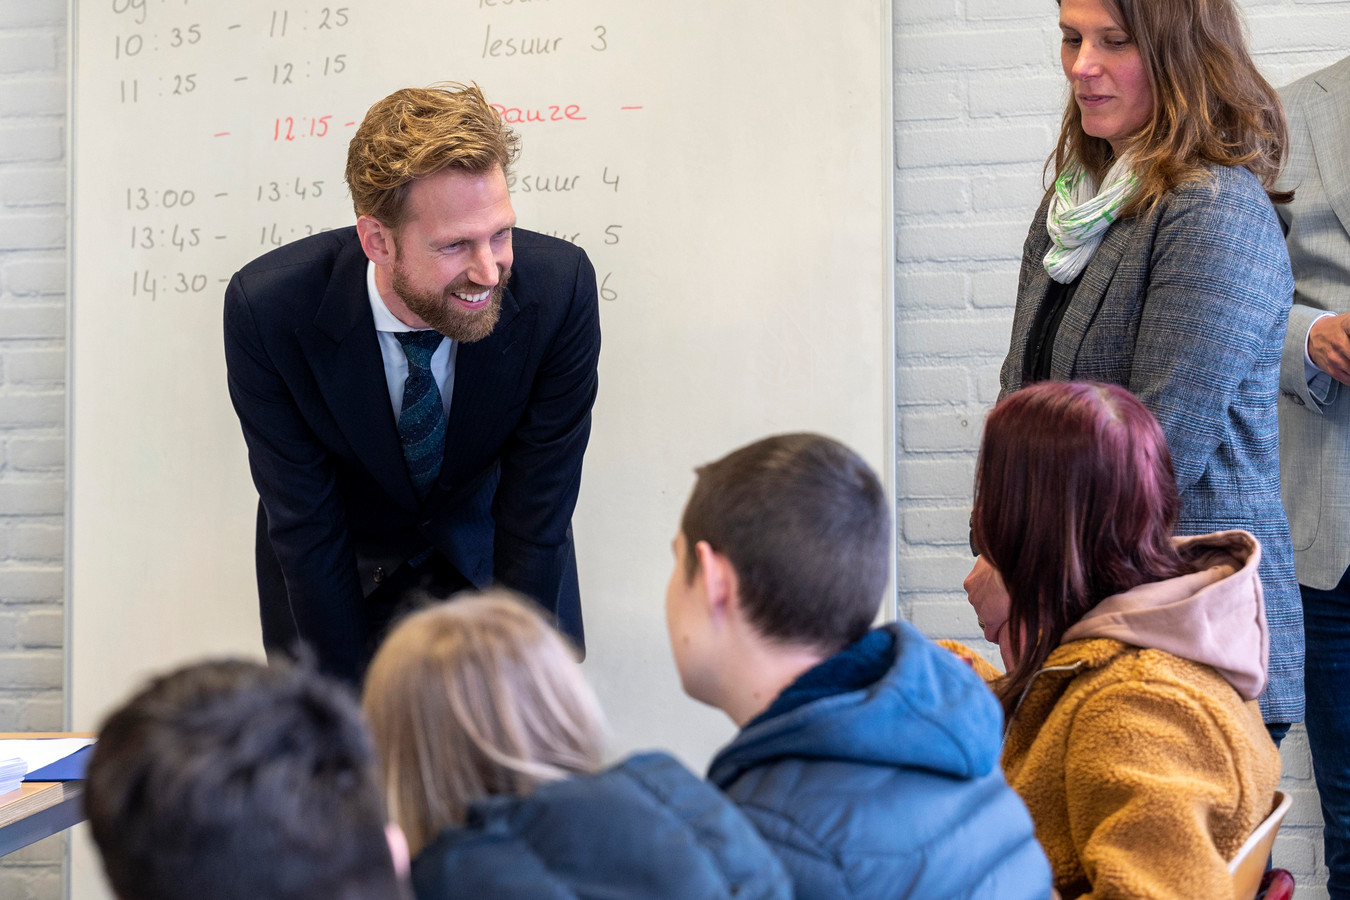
left=84, top=659, right=406, bottom=900
left=665, top=433, right=1051, bottom=899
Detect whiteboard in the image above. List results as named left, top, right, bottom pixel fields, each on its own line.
left=68, top=1, right=892, bottom=890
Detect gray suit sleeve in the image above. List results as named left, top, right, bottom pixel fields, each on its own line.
left=1278, top=79, right=1345, bottom=414
left=1282, top=303, right=1338, bottom=411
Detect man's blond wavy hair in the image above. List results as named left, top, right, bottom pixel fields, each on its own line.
left=362, top=591, right=606, bottom=857
left=345, top=83, right=520, bottom=228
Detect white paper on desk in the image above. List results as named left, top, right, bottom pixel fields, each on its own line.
left=0, top=738, right=96, bottom=775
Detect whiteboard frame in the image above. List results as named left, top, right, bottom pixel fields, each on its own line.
left=62, top=0, right=897, bottom=891
left=880, top=0, right=897, bottom=621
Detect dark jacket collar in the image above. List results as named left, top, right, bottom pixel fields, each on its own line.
left=708, top=623, right=1003, bottom=788
left=412, top=753, right=792, bottom=899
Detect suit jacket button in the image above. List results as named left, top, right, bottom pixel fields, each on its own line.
left=373, top=567, right=385, bottom=584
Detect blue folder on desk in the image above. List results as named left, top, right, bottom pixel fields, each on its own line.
left=22, top=744, right=93, bottom=782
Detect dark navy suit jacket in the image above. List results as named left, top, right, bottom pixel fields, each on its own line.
left=224, top=226, right=599, bottom=682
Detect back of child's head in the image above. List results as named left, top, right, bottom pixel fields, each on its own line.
left=681, top=432, right=890, bottom=654
left=84, top=658, right=399, bottom=900
left=362, top=591, right=606, bottom=855
left=974, top=380, right=1181, bottom=589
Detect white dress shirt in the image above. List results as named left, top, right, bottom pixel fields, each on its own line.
left=1306, top=310, right=1336, bottom=404
left=366, top=260, right=457, bottom=418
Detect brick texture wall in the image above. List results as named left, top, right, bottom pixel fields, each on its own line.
left=0, top=0, right=66, bottom=895
left=893, top=1, right=1350, bottom=896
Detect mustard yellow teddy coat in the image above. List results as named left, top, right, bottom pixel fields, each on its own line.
left=949, top=531, right=1282, bottom=900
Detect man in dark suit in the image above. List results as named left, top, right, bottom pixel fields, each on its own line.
left=224, top=84, right=599, bottom=684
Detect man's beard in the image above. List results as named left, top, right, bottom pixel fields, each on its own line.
left=391, top=263, right=508, bottom=343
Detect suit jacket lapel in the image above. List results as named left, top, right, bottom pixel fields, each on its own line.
left=1009, top=208, right=1130, bottom=384
left=1050, top=216, right=1133, bottom=376
left=441, top=279, right=534, bottom=486
left=1010, top=225, right=1053, bottom=388
left=296, top=241, right=420, bottom=511
left=1305, top=71, right=1350, bottom=242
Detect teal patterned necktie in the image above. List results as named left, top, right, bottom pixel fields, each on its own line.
left=394, top=331, right=446, bottom=499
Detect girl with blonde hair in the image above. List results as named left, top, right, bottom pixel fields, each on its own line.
left=363, top=591, right=790, bottom=900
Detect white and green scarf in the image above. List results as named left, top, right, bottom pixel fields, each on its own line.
left=1043, top=156, right=1138, bottom=284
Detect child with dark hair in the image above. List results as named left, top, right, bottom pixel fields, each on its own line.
left=666, top=432, right=1051, bottom=899
left=84, top=659, right=407, bottom=900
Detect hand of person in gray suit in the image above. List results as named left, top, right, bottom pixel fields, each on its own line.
left=1308, top=313, right=1350, bottom=384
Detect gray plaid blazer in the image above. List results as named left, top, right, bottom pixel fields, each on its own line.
left=1275, top=56, right=1350, bottom=593
left=1002, top=162, right=1303, bottom=723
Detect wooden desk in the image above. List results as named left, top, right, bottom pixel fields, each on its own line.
left=0, top=733, right=94, bottom=857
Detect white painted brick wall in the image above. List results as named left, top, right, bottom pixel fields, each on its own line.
left=893, top=1, right=1350, bottom=895
left=0, top=0, right=66, bottom=895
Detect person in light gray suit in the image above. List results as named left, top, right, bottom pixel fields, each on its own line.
left=1276, top=54, right=1350, bottom=900
left=996, top=0, right=1303, bottom=730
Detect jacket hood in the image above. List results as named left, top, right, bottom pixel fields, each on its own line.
left=707, top=621, right=1003, bottom=788
left=1061, top=530, right=1268, bottom=700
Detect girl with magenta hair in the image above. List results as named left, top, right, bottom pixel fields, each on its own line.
left=999, top=0, right=1301, bottom=732
left=962, top=381, right=1280, bottom=899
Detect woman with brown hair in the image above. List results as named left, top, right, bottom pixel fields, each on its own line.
left=962, top=380, right=1280, bottom=899
left=999, top=0, right=1301, bottom=729
left=362, top=591, right=790, bottom=900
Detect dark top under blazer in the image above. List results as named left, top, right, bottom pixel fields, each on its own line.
left=1001, top=163, right=1303, bottom=722
left=224, top=227, right=600, bottom=682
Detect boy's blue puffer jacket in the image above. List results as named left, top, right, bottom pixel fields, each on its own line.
left=708, top=622, right=1052, bottom=899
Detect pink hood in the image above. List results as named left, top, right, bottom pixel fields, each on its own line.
left=1061, top=530, right=1268, bottom=701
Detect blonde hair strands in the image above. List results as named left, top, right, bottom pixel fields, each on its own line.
left=362, top=592, right=605, bottom=856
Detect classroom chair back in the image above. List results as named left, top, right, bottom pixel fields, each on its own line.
left=1229, top=791, right=1293, bottom=900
